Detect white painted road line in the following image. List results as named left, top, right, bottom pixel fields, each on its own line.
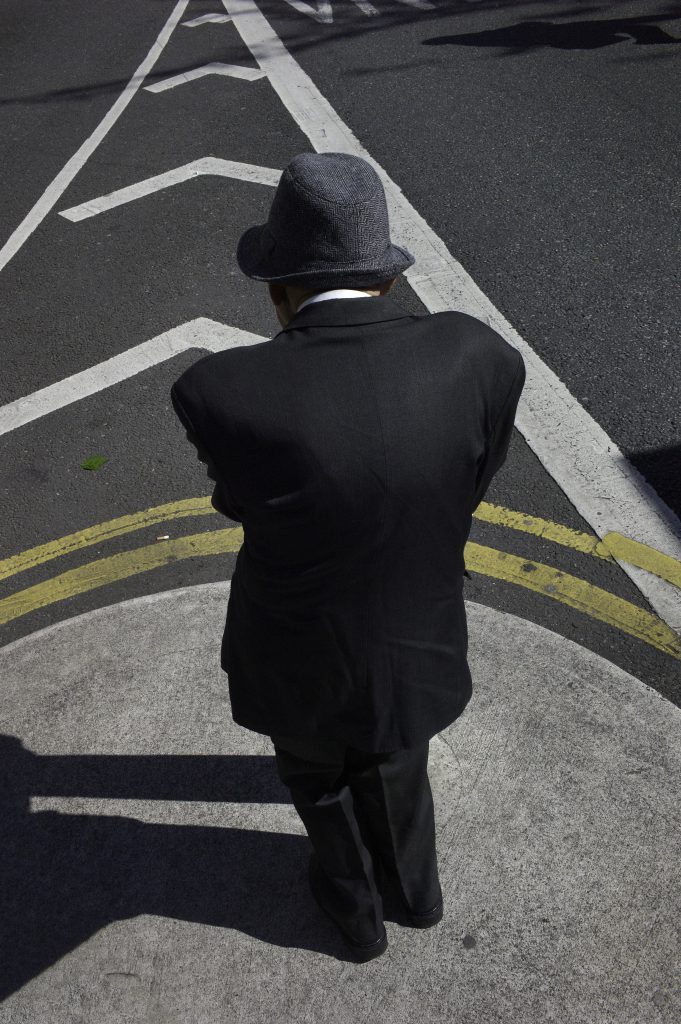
left=144, top=62, right=266, bottom=93
left=58, top=159, right=281, bottom=222
left=395, top=0, right=436, bottom=10
left=182, top=12, right=232, bottom=27
left=350, top=0, right=380, bottom=16
left=0, top=0, right=191, bottom=275
left=282, top=1, right=333, bottom=24
left=0, top=320, right=264, bottom=437
left=222, top=0, right=681, bottom=632
left=282, top=0, right=433, bottom=22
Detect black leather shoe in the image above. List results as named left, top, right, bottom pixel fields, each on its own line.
left=373, top=856, right=444, bottom=928
left=308, top=854, right=388, bottom=962
left=407, top=899, right=444, bottom=928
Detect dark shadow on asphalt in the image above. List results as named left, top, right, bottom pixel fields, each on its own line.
left=0, top=735, right=411, bottom=999
left=422, top=13, right=681, bottom=51
left=0, top=59, right=260, bottom=107
left=0, top=3, right=671, bottom=105
left=627, top=443, right=681, bottom=525
left=254, top=0, right=678, bottom=59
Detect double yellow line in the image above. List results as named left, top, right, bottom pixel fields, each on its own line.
left=1, top=497, right=680, bottom=659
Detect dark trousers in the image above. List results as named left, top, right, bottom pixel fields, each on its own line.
left=270, top=733, right=442, bottom=943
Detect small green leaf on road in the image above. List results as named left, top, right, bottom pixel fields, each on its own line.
left=81, top=455, right=108, bottom=471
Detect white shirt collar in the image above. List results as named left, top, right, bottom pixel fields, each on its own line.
left=296, top=289, right=372, bottom=313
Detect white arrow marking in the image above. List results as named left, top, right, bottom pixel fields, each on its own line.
left=282, top=0, right=432, bottom=22
left=0, top=319, right=266, bottom=437
left=351, top=0, right=379, bottom=15
left=282, top=1, right=333, bottom=25
left=58, top=158, right=281, bottom=222
left=145, top=62, right=266, bottom=92
left=0, top=0, right=190, bottom=276
left=182, top=12, right=232, bottom=27
left=395, top=0, right=435, bottom=10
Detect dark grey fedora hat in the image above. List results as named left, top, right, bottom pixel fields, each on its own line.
left=236, top=152, right=415, bottom=288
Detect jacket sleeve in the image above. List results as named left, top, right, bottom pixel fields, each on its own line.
left=471, top=351, right=526, bottom=513
left=170, top=384, right=244, bottom=523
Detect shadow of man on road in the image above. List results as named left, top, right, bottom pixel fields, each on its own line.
left=0, top=734, right=360, bottom=1001
left=423, top=13, right=681, bottom=52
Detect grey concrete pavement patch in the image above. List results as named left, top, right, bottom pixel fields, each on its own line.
left=0, top=584, right=679, bottom=1021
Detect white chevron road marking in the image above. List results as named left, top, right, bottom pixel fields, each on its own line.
left=282, top=0, right=433, bottom=22
left=396, top=0, right=436, bottom=9
left=181, top=12, right=232, bottom=27
left=0, top=319, right=265, bottom=437
left=282, top=1, right=333, bottom=24
left=58, top=158, right=281, bottom=222
left=0, top=0, right=191, bottom=274
left=144, top=61, right=266, bottom=93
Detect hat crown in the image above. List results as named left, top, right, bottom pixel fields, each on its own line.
left=268, top=153, right=388, bottom=260
left=236, top=151, right=415, bottom=287
left=284, top=152, right=383, bottom=205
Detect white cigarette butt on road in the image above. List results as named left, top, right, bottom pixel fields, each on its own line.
left=157, top=535, right=170, bottom=541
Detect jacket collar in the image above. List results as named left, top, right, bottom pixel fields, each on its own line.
left=278, top=295, right=414, bottom=332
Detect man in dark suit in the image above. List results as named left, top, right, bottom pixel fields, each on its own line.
left=171, top=152, right=525, bottom=962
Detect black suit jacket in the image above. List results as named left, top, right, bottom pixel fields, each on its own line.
left=171, top=296, right=525, bottom=751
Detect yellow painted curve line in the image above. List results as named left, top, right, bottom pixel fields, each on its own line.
left=464, top=543, right=681, bottom=660
left=476, top=503, right=681, bottom=587
left=0, top=497, right=214, bottom=582
left=0, top=529, right=243, bottom=627
left=602, top=533, right=681, bottom=590
left=0, top=529, right=679, bottom=660
left=0, top=496, right=679, bottom=589
left=473, top=502, right=613, bottom=559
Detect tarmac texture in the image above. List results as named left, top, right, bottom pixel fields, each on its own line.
left=0, top=582, right=678, bottom=1023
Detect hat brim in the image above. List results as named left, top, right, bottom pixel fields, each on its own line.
left=236, top=224, right=415, bottom=287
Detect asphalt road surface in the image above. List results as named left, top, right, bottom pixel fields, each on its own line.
left=1, top=0, right=680, bottom=704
